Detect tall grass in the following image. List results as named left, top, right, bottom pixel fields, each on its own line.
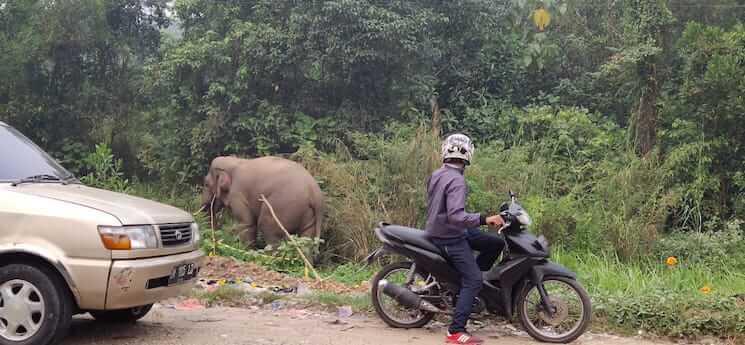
left=555, top=249, right=745, bottom=298
left=294, top=125, right=440, bottom=261
left=554, top=249, right=745, bottom=337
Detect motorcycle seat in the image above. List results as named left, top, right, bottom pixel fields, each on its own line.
left=379, top=224, right=442, bottom=255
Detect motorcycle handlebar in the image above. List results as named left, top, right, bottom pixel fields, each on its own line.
left=496, top=222, right=510, bottom=234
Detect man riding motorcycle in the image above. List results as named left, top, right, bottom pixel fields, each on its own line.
left=425, top=133, right=505, bottom=344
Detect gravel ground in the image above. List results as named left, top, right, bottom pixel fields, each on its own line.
left=61, top=304, right=680, bottom=345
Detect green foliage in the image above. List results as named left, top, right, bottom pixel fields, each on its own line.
left=80, top=143, right=131, bottom=193
left=137, top=0, right=525, bottom=181
left=0, top=0, right=168, bottom=175
left=556, top=249, right=745, bottom=337
left=302, top=292, right=373, bottom=313
left=320, top=263, right=378, bottom=287
left=661, top=23, right=745, bottom=227
left=296, top=124, right=440, bottom=261
left=264, top=236, right=325, bottom=273
left=203, top=228, right=323, bottom=274
left=654, top=219, right=745, bottom=268
left=4, top=1, right=745, bottom=339
left=594, top=291, right=745, bottom=337
left=454, top=104, right=668, bottom=258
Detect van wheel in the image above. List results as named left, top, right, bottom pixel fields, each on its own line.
left=90, top=304, right=153, bottom=323
left=0, top=264, right=73, bottom=345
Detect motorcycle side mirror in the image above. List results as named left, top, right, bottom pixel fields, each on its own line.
left=508, top=190, right=517, bottom=204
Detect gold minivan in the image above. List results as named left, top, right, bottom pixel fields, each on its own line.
left=0, top=121, right=203, bottom=345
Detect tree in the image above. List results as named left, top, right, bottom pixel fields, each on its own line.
left=598, top=0, right=673, bottom=156
left=143, top=0, right=522, bottom=181
left=0, top=0, right=168, bottom=173
left=662, top=23, right=745, bottom=225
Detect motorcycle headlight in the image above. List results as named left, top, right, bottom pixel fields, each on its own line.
left=191, top=222, right=201, bottom=244
left=98, top=225, right=158, bottom=250
left=516, top=213, right=532, bottom=226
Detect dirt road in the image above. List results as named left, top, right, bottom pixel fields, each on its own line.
left=61, top=305, right=673, bottom=345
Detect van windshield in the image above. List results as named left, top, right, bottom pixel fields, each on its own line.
left=0, top=124, right=73, bottom=182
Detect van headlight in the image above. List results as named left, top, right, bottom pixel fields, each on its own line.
left=98, top=225, right=158, bottom=250
left=191, top=222, right=201, bottom=244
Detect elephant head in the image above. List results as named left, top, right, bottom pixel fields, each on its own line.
left=200, top=156, right=241, bottom=213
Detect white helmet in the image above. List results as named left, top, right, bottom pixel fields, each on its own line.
left=441, top=133, right=474, bottom=165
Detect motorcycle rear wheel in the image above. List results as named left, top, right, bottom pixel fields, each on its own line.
left=371, top=261, right=435, bottom=328
left=517, top=275, right=592, bottom=343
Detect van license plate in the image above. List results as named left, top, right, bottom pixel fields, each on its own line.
left=168, top=263, right=197, bottom=285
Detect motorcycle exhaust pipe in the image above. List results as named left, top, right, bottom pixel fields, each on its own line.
left=378, top=279, right=445, bottom=314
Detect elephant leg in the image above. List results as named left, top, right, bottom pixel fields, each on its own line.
left=229, top=201, right=258, bottom=248
left=298, top=205, right=318, bottom=238
left=236, top=223, right=258, bottom=249
left=257, top=203, right=286, bottom=248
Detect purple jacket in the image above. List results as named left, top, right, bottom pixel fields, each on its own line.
left=425, top=165, right=485, bottom=239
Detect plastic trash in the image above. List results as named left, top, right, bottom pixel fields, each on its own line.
left=337, top=305, right=353, bottom=318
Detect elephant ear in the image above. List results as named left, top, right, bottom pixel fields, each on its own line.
left=216, top=171, right=232, bottom=199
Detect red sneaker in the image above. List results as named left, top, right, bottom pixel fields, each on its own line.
left=445, top=331, right=484, bottom=344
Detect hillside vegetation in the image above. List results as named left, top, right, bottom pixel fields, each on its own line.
left=2, top=0, right=745, bottom=340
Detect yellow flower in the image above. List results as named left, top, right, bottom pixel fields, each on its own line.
left=665, top=256, right=678, bottom=266
left=532, top=8, right=551, bottom=31
left=218, top=279, right=226, bottom=286
left=700, top=285, right=712, bottom=294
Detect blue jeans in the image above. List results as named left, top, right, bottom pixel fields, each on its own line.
left=431, top=228, right=504, bottom=333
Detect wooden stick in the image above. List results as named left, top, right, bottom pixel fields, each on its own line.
left=193, top=204, right=207, bottom=215
left=259, top=194, right=322, bottom=282
left=209, top=195, right=217, bottom=256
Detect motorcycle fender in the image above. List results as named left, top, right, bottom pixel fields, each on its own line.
left=529, top=262, right=577, bottom=285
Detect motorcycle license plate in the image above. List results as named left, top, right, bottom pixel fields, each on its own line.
left=168, top=263, right=197, bottom=285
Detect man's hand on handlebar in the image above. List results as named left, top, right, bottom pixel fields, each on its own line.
left=486, top=215, right=505, bottom=228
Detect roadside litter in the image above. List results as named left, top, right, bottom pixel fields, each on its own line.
left=199, top=256, right=368, bottom=295
left=175, top=298, right=205, bottom=311
left=196, top=278, right=299, bottom=296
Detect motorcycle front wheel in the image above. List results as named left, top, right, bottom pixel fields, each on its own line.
left=370, top=261, right=435, bottom=328
left=517, top=275, right=592, bottom=343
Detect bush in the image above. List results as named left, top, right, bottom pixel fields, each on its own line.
left=202, top=229, right=324, bottom=274
left=80, top=143, right=131, bottom=193
left=654, top=219, right=745, bottom=269
left=556, top=249, right=745, bottom=339
left=594, top=291, right=745, bottom=338
left=294, top=124, right=440, bottom=261
left=288, top=107, right=677, bottom=260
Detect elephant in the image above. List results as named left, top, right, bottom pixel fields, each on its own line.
left=200, top=155, right=324, bottom=248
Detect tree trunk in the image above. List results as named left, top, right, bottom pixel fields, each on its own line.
left=430, top=95, right=441, bottom=138
left=635, top=63, right=658, bottom=156
left=719, top=174, right=730, bottom=217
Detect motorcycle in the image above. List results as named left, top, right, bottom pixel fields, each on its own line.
left=366, top=191, right=591, bottom=343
